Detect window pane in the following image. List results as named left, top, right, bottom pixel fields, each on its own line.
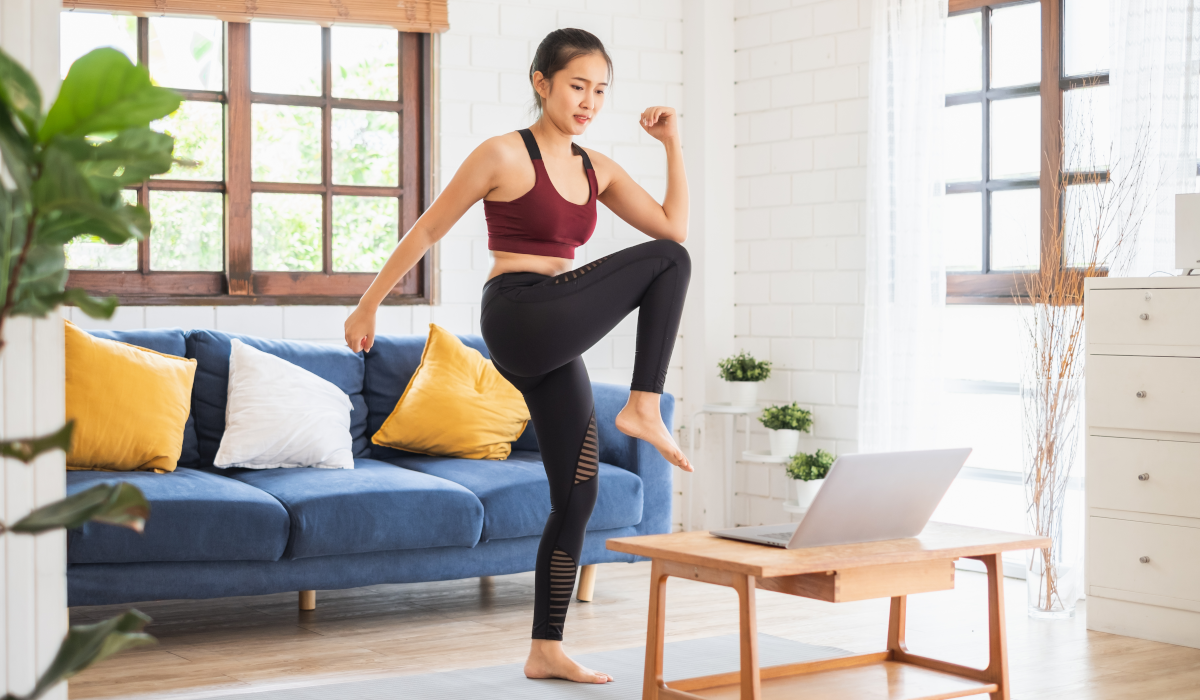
left=990, top=96, right=1040, bottom=180
left=1064, top=182, right=1120, bottom=269
left=1064, top=0, right=1110, bottom=77
left=152, top=101, right=223, bottom=181
left=945, top=102, right=982, bottom=183
left=332, top=110, right=399, bottom=186
left=252, top=193, right=322, bottom=271
left=251, top=22, right=321, bottom=96
left=252, top=104, right=321, bottom=183
left=334, top=196, right=398, bottom=271
left=1063, top=85, right=1111, bottom=172
left=65, top=190, right=139, bottom=270
left=945, top=12, right=983, bottom=94
left=943, top=192, right=982, bottom=272
left=990, top=3, right=1041, bottom=89
left=148, top=17, right=223, bottom=91
left=332, top=27, right=398, bottom=101
left=150, top=191, right=223, bottom=271
left=60, top=11, right=136, bottom=78
left=990, top=188, right=1040, bottom=271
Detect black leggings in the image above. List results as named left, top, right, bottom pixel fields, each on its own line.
left=479, top=238, right=691, bottom=640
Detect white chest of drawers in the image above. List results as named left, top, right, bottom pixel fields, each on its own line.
left=1085, top=277, right=1200, bottom=649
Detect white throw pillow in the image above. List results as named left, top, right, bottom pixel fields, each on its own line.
left=213, top=338, right=355, bottom=470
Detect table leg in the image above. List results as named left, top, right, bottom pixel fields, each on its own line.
left=887, top=595, right=907, bottom=654
left=982, top=553, right=1010, bottom=700
left=733, top=573, right=762, bottom=700
left=643, top=559, right=669, bottom=699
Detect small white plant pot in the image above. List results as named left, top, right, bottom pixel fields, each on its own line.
left=792, top=478, right=825, bottom=509
left=768, top=428, right=801, bottom=457
left=728, top=380, right=758, bottom=408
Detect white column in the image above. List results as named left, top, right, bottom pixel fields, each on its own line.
left=0, top=1, right=68, bottom=699
left=681, top=0, right=736, bottom=531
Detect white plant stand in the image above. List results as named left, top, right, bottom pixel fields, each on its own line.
left=686, top=403, right=757, bottom=531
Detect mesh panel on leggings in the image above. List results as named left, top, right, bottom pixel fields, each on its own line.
left=575, top=410, right=599, bottom=484
left=548, top=548, right=577, bottom=637
left=553, top=254, right=614, bottom=284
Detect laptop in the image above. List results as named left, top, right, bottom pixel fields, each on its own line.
left=711, top=447, right=972, bottom=549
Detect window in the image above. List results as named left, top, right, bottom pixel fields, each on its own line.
left=943, top=0, right=1109, bottom=302
left=62, top=12, right=431, bottom=304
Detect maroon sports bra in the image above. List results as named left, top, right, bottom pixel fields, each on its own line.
left=483, top=129, right=598, bottom=260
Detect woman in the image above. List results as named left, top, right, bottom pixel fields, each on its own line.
left=344, top=28, right=691, bottom=685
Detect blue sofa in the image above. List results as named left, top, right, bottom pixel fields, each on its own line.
left=66, top=327, right=674, bottom=607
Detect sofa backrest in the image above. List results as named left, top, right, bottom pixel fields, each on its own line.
left=363, top=333, right=540, bottom=458
left=84, top=327, right=202, bottom=469
left=185, top=330, right=369, bottom=467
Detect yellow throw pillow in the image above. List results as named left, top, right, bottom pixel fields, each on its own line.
left=372, top=323, right=530, bottom=460
left=64, top=319, right=197, bottom=473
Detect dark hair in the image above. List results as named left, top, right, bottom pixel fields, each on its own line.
left=529, top=28, right=613, bottom=115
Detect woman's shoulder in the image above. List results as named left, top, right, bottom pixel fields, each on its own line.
left=471, top=131, right=529, bottom=165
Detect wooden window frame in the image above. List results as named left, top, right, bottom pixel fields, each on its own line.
left=67, top=17, right=433, bottom=306
left=946, top=0, right=1106, bottom=304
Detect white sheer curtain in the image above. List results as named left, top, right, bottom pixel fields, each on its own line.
left=1110, top=0, right=1200, bottom=277
left=858, top=0, right=947, bottom=453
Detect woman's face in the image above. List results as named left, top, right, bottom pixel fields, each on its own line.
left=533, top=52, right=609, bottom=135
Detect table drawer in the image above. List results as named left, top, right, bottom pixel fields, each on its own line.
left=1088, top=437, right=1200, bottom=520
left=1088, top=288, right=1200, bottom=347
left=1089, top=517, right=1200, bottom=603
left=1087, top=355, right=1200, bottom=434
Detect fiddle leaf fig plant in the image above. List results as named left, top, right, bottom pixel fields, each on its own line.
left=716, top=350, right=772, bottom=382
left=0, top=45, right=180, bottom=700
left=759, top=402, right=813, bottom=432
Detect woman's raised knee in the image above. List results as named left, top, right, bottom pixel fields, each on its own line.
left=644, top=238, right=690, bottom=269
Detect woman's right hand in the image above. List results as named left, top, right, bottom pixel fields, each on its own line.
left=345, top=304, right=377, bottom=353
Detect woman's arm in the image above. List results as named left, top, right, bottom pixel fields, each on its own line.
left=593, top=106, right=688, bottom=242
left=344, top=139, right=509, bottom=352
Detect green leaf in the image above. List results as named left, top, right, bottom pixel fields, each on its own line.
left=0, top=46, right=43, bottom=138
left=0, top=422, right=73, bottom=464
left=9, top=242, right=68, bottom=317
left=11, top=481, right=150, bottom=534
left=12, top=611, right=155, bottom=700
left=0, top=102, right=34, bottom=199
left=36, top=200, right=149, bottom=246
left=33, top=144, right=94, bottom=210
left=40, top=48, right=181, bottom=143
left=67, top=129, right=176, bottom=194
left=58, top=288, right=118, bottom=319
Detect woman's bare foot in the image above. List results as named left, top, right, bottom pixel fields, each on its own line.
left=524, top=639, right=613, bottom=683
left=615, top=391, right=692, bottom=472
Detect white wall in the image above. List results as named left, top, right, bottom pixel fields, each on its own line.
left=730, top=0, right=868, bottom=526
left=1, top=2, right=69, bottom=698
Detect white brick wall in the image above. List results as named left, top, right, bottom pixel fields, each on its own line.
left=96, top=0, right=686, bottom=399
left=730, top=0, right=868, bottom=527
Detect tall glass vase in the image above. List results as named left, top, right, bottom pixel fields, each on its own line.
left=1025, top=518, right=1082, bottom=619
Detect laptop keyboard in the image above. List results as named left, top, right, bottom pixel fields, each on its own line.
left=760, top=530, right=793, bottom=542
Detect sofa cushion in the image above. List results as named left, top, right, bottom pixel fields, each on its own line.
left=215, top=457, right=484, bottom=559
left=186, top=330, right=369, bottom=467
left=66, top=468, right=290, bottom=564
left=84, top=327, right=201, bottom=469
left=381, top=449, right=642, bottom=542
left=363, top=332, right=539, bottom=459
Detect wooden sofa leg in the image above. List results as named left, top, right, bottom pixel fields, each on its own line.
left=577, top=564, right=597, bottom=602
left=299, top=590, right=316, bottom=611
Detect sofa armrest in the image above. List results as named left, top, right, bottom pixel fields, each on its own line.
left=591, top=381, right=674, bottom=539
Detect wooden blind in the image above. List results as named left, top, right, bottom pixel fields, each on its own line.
left=61, top=0, right=449, bottom=32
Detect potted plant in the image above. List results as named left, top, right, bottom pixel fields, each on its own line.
left=786, top=449, right=835, bottom=509
left=716, top=350, right=771, bottom=407
left=758, top=402, right=812, bottom=457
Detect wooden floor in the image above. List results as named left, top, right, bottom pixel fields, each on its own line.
left=68, top=562, right=1200, bottom=699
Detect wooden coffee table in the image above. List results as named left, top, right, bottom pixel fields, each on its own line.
left=607, top=522, right=1049, bottom=700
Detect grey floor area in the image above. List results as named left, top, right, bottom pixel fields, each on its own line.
left=194, top=633, right=849, bottom=699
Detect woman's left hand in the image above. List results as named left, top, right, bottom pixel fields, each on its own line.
left=639, top=106, right=678, bottom=144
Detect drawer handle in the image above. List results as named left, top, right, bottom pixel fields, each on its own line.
left=1136, top=390, right=1147, bottom=398
left=1138, top=473, right=1150, bottom=481
left=1139, top=313, right=1150, bottom=320
left=1139, top=556, right=1151, bottom=564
